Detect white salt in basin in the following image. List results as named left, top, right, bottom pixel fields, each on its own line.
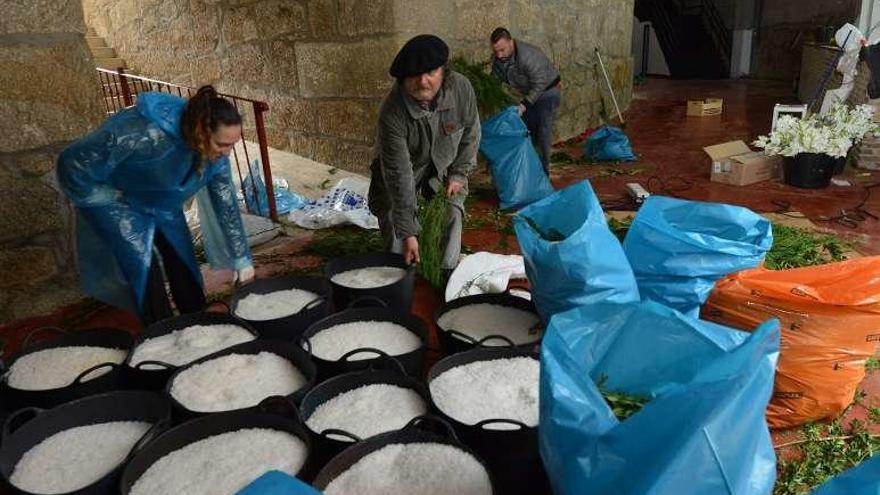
left=306, top=321, right=420, bottom=361
left=438, top=303, right=542, bottom=346
left=234, top=289, right=321, bottom=321
left=129, top=428, right=307, bottom=495
left=170, top=352, right=307, bottom=413
left=306, top=384, right=427, bottom=440
left=11, top=421, right=151, bottom=494
left=324, top=442, right=492, bottom=495
left=5, top=346, right=127, bottom=391
left=430, top=357, right=539, bottom=430
left=330, top=266, right=406, bottom=289
left=129, top=324, right=255, bottom=370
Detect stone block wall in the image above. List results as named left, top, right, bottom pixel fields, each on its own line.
left=0, top=1, right=104, bottom=322
left=83, top=0, right=634, bottom=174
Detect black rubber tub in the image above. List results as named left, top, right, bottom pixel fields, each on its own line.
left=165, top=339, right=317, bottom=423
left=0, top=327, right=133, bottom=411
left=427, top=347, right=548, bottom=495
left=300, top=306, right=427, bottom=381
left=313, top=415, right=495, bottom=494
left=299, top=357, right=430, bottom=472
left=119, top=398, right=314, bottom=492
left=434, top=291, right=542, bottom=355
left=783, top=153, right=835, bottom=189
left=0, top=391, right=171, bottom=495
left=325, top=253, right=415, bottom=312
left=124, top=312, right=258, bottom=391
left=231, top=276, right=333, bottom=341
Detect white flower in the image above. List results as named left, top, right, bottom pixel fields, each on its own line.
left=754, top=103, right=878, bottom=158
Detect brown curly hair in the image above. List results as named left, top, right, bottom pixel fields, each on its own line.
left=180, top=85, right=242, bottom=163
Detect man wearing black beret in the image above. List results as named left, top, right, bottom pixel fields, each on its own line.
left=490, top=27, right=561, bottom=175
left=368, top=34, right=480, bottom=276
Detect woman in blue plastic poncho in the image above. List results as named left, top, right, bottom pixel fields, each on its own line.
left=57, top=86, right=254, bottom=324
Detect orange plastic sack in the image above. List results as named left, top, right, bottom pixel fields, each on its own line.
left=702, top=257, right=880, bottom=429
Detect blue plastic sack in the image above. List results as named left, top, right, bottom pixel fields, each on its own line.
left=513, top=180, right=639, bottom=320
left=540, top=301, right=780, bottom=495
left=584, top=125, right=636, bottom=162
left=243, top=160, right=307, bottom=217
left=623, top=196, right=773, bottom=318
left=236, top=471, right=322, bottom=495
left=812, top=454, right=880, bottom=495
left=479, top=106, right=554, bottom=210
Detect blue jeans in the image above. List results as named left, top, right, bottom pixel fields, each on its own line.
left=524, top=86, right=561, bottom=174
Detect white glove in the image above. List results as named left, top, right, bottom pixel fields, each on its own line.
left=234, top=265, right=255, bottom=285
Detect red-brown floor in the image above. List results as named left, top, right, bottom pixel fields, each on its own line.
left=2, top=78, right=879, bottom=462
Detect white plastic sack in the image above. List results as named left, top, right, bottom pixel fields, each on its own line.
left=288, top=177, right=379, bottom=230
left=444, top=252, right=528, bottom=301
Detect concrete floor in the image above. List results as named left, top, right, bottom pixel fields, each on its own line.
left=2, top=77, right=879, bottom=463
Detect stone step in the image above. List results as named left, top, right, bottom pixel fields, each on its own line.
left=95, top=57, right=127, bottom=70
left=90, top=46, right=116, bottom=59
left=86, top=36, right=106, bottom=49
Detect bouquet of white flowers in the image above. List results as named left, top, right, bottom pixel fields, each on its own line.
left=753, top=103, right=877, bottom=158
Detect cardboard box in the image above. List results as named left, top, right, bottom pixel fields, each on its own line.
left=704, top=140, right=782, bottom=186
left=687, top=98, right=724, bottom=117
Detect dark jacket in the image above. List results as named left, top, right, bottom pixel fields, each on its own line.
left=368, top=71, right=480, bottom=240
left=492, top=39, right=560, bottom=105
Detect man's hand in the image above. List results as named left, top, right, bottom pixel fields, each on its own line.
left=446, top=179, right=464, bottom=197
left=517, top=103, right=526, bottom=116
left=403, top=236, right=420, bottom=265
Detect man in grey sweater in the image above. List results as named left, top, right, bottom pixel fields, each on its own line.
left=368, top=35, right=481, bottom=274
left=490, top=27, right=561, bottom=174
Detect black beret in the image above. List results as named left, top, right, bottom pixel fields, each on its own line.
left=389, top=34, right=449, bottom=78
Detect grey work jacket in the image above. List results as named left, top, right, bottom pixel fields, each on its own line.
left=368, top=71, right=480, bottom=240
left=491, top=39, right=560, bottom=105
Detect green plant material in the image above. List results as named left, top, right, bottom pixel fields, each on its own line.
left=596, top=376, right=650, bottom=421
left=450, top=57, right=517, bottom=117
left=596, top=167, right=645, bottom=177
left=319, top=178, right=331, bottom=190
left=522, top=215, right=566, bottom=242
left=306, top=227, right=384, bottom=259
left=867, top=356, right=880, bottom=373
left=765, top=224, right=852, bottom=270
left=418, top=194, right=448, bottom=289
left=607, top=216, right=633, bottom=243
left=870, top=407, right=880, bottom=424
left=328, top=167, right=338, bottom=175
left=550, top=151, right=576, bottom=165
left=774, top=418, right=880, bottom=495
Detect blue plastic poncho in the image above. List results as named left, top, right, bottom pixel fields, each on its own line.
left=540, top=301, right=780, bottom=495
left=236, top=471, right=322, bottom=495
left=479, top=106, right=554, bottom=210
left=512, top=180, right=639, bottom=321
left=56, top=92, right=251, bottom=312
left=623, top=196, right=772, bottom=317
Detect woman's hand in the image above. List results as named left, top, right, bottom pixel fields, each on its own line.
left=403, top=236, right=420, bottom=265
left=234, top=265, right=255, bottom=285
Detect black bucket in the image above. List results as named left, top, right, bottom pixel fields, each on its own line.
left=783, top=153, right=835, bottom=189
left=0, top=391, right=171, bottom=495
left=231, top=276, right=333, bottom=341
left=165, top=339, right=317, bottom=423
left=299, top=357, right=430, bottom=472
left=300, top=306, right=427, bottom=381
left=434, top=291, right=542, bottom=356
left=427, top=348, right=548, bottom=495
left=325, top=253, right=415, bottom=312
left=0, top=327, right=133, bottom=411
left=119, top=398, right=314, bottom=492
left=313, top=415, right=495, bottom=494
left=125, top=312, right=258, bottom=391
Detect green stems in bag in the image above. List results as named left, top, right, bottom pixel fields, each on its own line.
left=418, top=194, right=448, bottom=289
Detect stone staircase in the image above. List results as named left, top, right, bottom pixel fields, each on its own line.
left=85, top=27, right=127, bottom=70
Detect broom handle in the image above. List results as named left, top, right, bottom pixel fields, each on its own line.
left=596, top=47, right=625, bottom=126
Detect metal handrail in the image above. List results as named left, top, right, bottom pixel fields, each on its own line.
left=95, top=67, right=278, bottom=221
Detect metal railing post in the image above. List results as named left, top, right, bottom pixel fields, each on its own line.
left=253, top=101, right=278, bottom=222
left=117, top=67, right=133, bottom=107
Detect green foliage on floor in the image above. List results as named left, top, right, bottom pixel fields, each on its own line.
left=450, top=57, right=517, bottom=117
left=306, top=227, right=384, bottom=259
left=764, top=224, right=852, bottom=270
